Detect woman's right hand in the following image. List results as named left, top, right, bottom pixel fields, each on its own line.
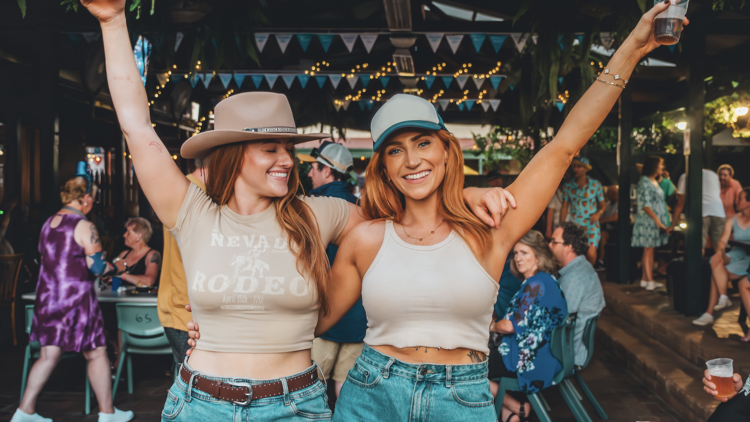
left=703, top=369, right=744, bottom=402
left=81, top=0, right=126, bottom=24
left=184, top=304, right=200, bottom=355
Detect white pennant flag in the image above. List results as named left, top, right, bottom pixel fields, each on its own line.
left=328, top=74, right=342, bottom=89
left=275, top=34, right=293, bottom=53
left=174, top=32, right=184, bottom=51
left=425, top=33, right=444, bottom=53
left=480, top=101, right=490, bottom=112
left=455, top=75, right=469, bottom=89
left=445, top=35, right=464, bottom=54
left=342, top=99, right=351, bottom=111
left=340, top=34, right=358, bottom=53
left=359, top=34, right=379, bottom=53
left=438, top=99, right=450, bottom=111
left=265, top=74, right=279, bottom=88
left=346, top=74, right=359, bottom=89
left=334, top=101, right=342, bottom=112
left=255, top=33, right=270, bottom=53
left=281, top=75, right=296, bottom=89
left=599, top=32, right=614, bottom=49
left=511, top=33, right=530, bottom=52
left=472, top=76, right=485, bottom=90
left=156, top=72, right=169, bottom=87
left=489, top=99, right=501, bottom=111
left=532, top=35, right=539, bottom=45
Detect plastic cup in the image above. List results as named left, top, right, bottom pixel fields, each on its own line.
left=111, top=276, right=122, bottom=292
left=653, top=0, right=688, bottom=45
left=706, top=358, right=734, bottom=398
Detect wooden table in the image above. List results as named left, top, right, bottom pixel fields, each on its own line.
left=22, top=287, right=158, bottom=304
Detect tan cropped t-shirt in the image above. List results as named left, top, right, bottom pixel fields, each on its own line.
left=169, top=183, right=349, bottom=353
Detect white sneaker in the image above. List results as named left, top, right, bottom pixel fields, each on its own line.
left=640, top=280, right=647, bottom=288
left=98, top=408, right=134, bottom=422
left=646, top=281, right=664, bottom=291
left=11, top=409, right=51, bottom=422
left=714, top=295, right=733, bottom=311
left=692, top=312, right=715, bottom=326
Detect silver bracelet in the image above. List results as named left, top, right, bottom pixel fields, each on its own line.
left=595, top=78, right=625, bottom=89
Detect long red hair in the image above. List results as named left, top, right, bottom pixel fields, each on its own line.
left=360, top=129, right=492, bottom=256
left=204, top=142, right=331, bottom=313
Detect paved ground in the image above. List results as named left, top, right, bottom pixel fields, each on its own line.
left=0, top=344, right=687, bottom=422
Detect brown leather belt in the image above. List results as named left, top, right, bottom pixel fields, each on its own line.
left=179, top=364, right=319, bottom=405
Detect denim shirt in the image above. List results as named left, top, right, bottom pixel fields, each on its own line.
left=558, top=255, right=606, bottom=367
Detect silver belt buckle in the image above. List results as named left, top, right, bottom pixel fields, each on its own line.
left=230, top=382, right=253, bottom=406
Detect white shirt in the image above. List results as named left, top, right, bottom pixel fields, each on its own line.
left=676, top=170, right=725, bottom=218
left=547, top=190, right=570, bottom=227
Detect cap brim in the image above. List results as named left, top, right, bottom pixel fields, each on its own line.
left=373, top=121, right=444, bottom=151
left=180, top=130, right=330, bottom=159
left=571, top=160, right=592, bottom=170
left=297, top=153, right=317, bottom=162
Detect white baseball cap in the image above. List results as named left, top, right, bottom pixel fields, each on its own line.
left=370, top=94, right=447, bottom=151
left=298, top=141, right=353, bottom=174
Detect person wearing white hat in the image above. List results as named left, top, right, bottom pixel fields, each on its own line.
left=313, top=3, right=685, bottom=419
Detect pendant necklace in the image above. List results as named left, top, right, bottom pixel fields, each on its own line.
left=401, top=219, right=446, bottom=242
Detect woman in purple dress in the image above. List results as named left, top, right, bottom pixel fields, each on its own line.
left=13, top=166, right=133, bottom=422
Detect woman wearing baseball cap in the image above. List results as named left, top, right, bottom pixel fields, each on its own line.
left=313, top=2, right=687, bottom=420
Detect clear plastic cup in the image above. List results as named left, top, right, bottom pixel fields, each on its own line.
left=706, top=358, right=734, bottom=398
left=653, top=0, right=688, bottom=45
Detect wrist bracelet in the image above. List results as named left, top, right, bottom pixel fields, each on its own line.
left=595, top=78, right=625, bottom=89
left=603, top=69, right=629, bottom=85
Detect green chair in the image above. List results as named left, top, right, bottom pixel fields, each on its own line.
left=113, top=303, right=172, bottom=399
left=564, top=314, right=609, bottom=420
left=20, top=305, right=93, bottom=414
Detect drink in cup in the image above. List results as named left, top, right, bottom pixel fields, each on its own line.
left=111, top=276, right=122, bottom=292
left=653, top=0, right=688, bottom=45
left=706, top=358, right=735, bottom=398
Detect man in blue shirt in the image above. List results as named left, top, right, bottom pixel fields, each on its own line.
left=300, top=141, right=366, bottom=397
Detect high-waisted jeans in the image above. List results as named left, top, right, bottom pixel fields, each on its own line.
left=333, top=345, right=496, bottom=422
left=161, top=359, right=332, bottom=421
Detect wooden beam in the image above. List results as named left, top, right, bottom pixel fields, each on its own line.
left=383, top=0, right=412, bottom=31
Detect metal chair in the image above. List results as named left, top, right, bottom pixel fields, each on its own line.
left=20, top=305, right=93, bottom=414
left=113, top=303, right=172, bottom=399
left=0, top=253, right=24, bottom=345
left=564, top=314, right=609, bottom=420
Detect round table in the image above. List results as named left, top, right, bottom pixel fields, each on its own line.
left=22, top=287, right=158, bottom=304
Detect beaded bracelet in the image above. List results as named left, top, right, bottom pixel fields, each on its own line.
left=595, top=78, right=625, bottom=89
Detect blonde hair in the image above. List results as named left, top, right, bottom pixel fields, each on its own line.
left=359, top=129, right=492, bottom=257
left=204, top=142, right=332, bottom=314
left=510, top=230, right=558, bottom=280
left=718, top=164, right=734, bottom=177
left=126, top=217, right=153, bottom=243
left=61, top=176, right=95, bottom=205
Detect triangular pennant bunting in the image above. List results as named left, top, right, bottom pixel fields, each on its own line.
left=424, top=75, right=436, bottom=89
left=599, top=32, right=614, bottom=49
left=255, top=33, right=270, bottom=53
left=558, top=35, right=565, bottom=51
left=509, top=82, right=516, bottom=90
left=329, top=74, right=342, bottom=89
left=489, top=99, right=500, bottom=111
left=296, top=34, right=313, bottom=52
left=455, top=75, right=469, bottom=89
left=426, top=33, right=444, bottom=52
left=174, top=32, right=184, bottom=51
left=201, top=74, right=213, bottom=87
left=342, top=99, right=351, bottom=110
left=445, top=35, right=464, bottom=54
left=441, top=76, right=453, bottom=89
left=189, top=74, right=199, bottom=88
left=156, top=72, right=169, bottom=87
left=282, top=75, right=296, bottom=89
left=488, top=35, right=507, bottom=53
left=219, top=73, right=233, bottom=89
left=317, top=34, right=335, bottom=53
left=481, top=101, right=490, bottom=112
left=510, top=33, right=530, bottom=52
left=315, top=76, right=328, bottom=89
left=668, top=45, right=676, bottom=53
left=380, top=77, right=391, bottom=88
left=575, top=35, right=584, bottom=46
left=334, top=101, right=341, bottom=112
left=558, top=77, right=563, bottom=85
left=532, top=35, right=539, bottom=45
left=464, top=100, right=476, bottom=111
left=251, top=75, right=265, bottom=89
left=297, top=74, right=310, bottom=88
left=555, top=101, right=564, bottom=112
left=470, top=34, right=486, bottom=52
left=170, top=74, right=182, bottom=83
left=359, top=74, right=371, bottom=88
left=346, top=75, right=358, bottom=89
left=366, top=100, right=374, bottom=111
left=340, top=34, right=358, bottom=52
left=472, top=76, right=485, bottom=90
left=358, top=101, right=365, bottom=110
left=457, top=102, right=465, bottom=111
left=438, top=99, right=450, bottom=111
left=489, top=75, right=505, bottom=89
left=275, top=34, right=293, bottom=53
left=265, top=74, right=279, bottom=88
left=234, top=74, right=247, bottom=88
left=360, top=34, right=379, bottom=53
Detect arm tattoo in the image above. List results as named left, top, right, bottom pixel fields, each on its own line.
left=89, top=223, right=100, bottom=245
left=150, top=251, right=161, bottom=265
left=467, top=350, right=486, bottom=363
left=148, top=140, right=164, bottom=153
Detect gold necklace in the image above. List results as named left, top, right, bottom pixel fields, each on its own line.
left=401, top=219, right=446, bottom=242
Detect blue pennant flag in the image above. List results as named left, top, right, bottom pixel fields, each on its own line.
left=219, top=74, right=233, bottom=89
left=359, top=74, right=371, bottom=88
left=509, top=82, right=516, bottom=91
left=317, top=34, right=335, bottom=53
left=469, top=34, right=487, bottom=53
left=576, top=35, right=584, bottom=46
left=558, top=35, right=565, bottom=50
left=315, top=76, right=327, bottom=89
left=296, top=34, right=313, bottom=52
left=170, top=74, right=182, bottom=84
left=668, top=45, right=677, bottom=53
left=282, top=75, right=297, bottom=89
left=201, top=74, right=213, bottom=88
left=558, top=77, right=563, bottom=85
left=234, top=74, right=247, bottom=88
left=424, top=75, right=436, bottom=89
left=489, top=75, right=505, bottom=89
left=457, top=102, right=465, bottom=111
left=464, top=100, right=475, bottom=111
left=251, top=75, right=265, bottom=89
left=380, top=77, right=390, bottom=88
left=358, top=101, right=365, bottom=110
left=442, top=76, right=453, bottom=89
left=189, top=74, right=199, bottom=88
left=366, top=100, right=374, bottom=110
left=488, top=35, right=507, bottom=53
left=556, top=101, right=564, bottom=112
left=297, top=74, right=310, bottom=88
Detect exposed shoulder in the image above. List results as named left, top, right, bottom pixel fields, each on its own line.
left=300, top=195, right=348, bottom=209
left=340, top=220, right=386, bottom=249
left=147, top=249, right=161, bottom=265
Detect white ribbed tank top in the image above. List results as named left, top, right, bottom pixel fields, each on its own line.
left=362, top=220, right=499, bottom=354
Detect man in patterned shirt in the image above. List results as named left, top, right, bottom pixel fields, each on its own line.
left=560, top=157, right=606, bottom=265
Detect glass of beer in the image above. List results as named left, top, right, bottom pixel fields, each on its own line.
left=706, top=358, right=735, bottom=398
left=653, top=0, right=689, bottom=45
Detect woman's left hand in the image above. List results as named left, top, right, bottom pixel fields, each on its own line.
left=624, top=0, right=690, bottom=59
left=463, top=187, right=517, bottom=228
left=185, top=304, right=199, bottom=356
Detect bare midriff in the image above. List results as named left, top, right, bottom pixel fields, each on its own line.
left=371, top=345, right=487, bottom=365
left=187, top=349, right=313, bottom=379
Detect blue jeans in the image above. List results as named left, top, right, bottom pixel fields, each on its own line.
left=161, top=359, right=332, bottom=421
left=333, top=345, right=496, bottom=422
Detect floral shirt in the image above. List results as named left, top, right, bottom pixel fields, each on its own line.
left=562, top=177, right=605, bottom=247
left=499, top=272, right=567, bottom=394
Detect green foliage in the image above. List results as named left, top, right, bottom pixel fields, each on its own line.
left=60, top=0, right=78, bottom=12
left=472, top=128, right=538, bottom=171
left=713, top=0, right=747, bottom=10
left=704, top=93, right=750, bottom=138
left=17, top=0, right=26, bottom=18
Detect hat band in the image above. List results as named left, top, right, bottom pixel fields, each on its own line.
left=242, top=126, right=298, bottom=134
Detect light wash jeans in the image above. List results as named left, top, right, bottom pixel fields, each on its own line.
left=162, top=359, right=332, bottom=421
left=333, top=345, right=496, bottom=422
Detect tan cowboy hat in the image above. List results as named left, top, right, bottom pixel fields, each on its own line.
left=180, top=92, right=329, bottom=158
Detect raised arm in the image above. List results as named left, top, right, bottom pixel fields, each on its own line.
left=83, top=0, right=188, bottom=228
left=497, top=2, right=684, bottom=248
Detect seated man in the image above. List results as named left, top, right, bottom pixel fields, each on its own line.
left=549, top=222, right=606, bottom=366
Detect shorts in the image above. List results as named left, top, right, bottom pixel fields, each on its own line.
left=311, top=338, right=364, bottom=382
left=703, top=216, right=725, bottom=249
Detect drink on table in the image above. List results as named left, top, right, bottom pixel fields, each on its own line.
left=653, top=0, right=689, bottom=45
left=706, top=358, right=734, bottom=398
